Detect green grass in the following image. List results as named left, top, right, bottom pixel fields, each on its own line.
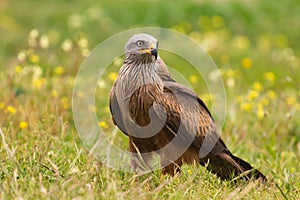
left=1, top=0, right=300, bottom=199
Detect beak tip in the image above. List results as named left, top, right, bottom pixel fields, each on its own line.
left=151, top=48, right=158, bottom=60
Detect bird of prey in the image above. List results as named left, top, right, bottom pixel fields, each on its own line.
left=109, top=33, right=267, bottom=182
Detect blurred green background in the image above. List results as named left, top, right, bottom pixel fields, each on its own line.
left=1, top=0, right=299, bottom=88
left=1, top=0, right=300, bottom=57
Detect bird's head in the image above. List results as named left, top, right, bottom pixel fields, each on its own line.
left=124, top=34, right=158, bottom=61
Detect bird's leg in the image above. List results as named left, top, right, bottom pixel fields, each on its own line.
left=161, top=163, right=181, bottom=176
left=160, top=153, right=182, bottom=177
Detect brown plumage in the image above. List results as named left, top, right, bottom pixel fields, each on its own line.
left=109, top=33, right=267, bottom=182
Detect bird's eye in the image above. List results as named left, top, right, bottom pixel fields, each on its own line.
left=136, top=41, right=144, bottom=47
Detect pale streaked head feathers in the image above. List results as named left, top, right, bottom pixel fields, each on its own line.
left=124, top=34, right=158, bottom=58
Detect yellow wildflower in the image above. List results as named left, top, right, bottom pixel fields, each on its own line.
left=15, top=65, right=23, bottom=73
left=188, top=75, right=198, bottom=84
left=51, top=89, right=58, bottom=97
left=224, top=69, right=236, bottom=78
left=286, top=97, right=297, bottom=105
left=241, top=57, right=252, bottom=69
left=187, top=169, right=193, bottom=175
left=212, top=15, right=224, bottom=28
left=29, top=54, right=39, bottom=63
left=257, top=103, right=263, bottom=109
left=0, top=102, right=5, bottom=110
left=78, top=38, right=89, bottom=49
left=108, top=72, right=118, bottom=82
left=61, top=97, right=70, bottom=109
left=98, top=121, right=108, bottom=129
left=233, top=36, right=250, bottom=49
left=32, top=78, right=45, bottom=90
left=267, top=90, right=277, bottom=99
left=240, top=102, right=252, bottom=112
left=226, top=78, right=235, bottom=88
left=261, top=98, right=269, bottom=106
left=54, top=66, right=64, bottom=75
left=252, top=82, right=263, bottom=92
left=6, top=106, right=17, bottom=114
left=19, top=121, right=28, bottom=129
left=247, top=90, right=259, bottom=100
left=257, top=107, right=264, bottom=119
left=263, top=72, right=276, bottom=84
left=81, top=48, right=90, bottom=57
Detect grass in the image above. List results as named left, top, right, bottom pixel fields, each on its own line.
left=1, top=0, right=300, bottom=199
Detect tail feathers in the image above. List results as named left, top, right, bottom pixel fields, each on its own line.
left=203, top=152, right=267, bottom=183
left=230, top=153, right=267, bottom=182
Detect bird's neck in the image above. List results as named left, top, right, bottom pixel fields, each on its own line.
left=117, top=60, right=163, bottom=101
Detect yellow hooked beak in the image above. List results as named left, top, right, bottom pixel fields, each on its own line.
left=139, top=43, right=158, bottom=60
